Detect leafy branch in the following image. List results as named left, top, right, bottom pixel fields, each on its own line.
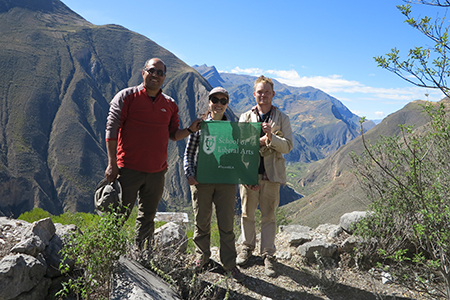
left=374, top=3, right=450, bottom=97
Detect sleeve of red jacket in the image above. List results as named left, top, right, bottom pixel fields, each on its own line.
left=105, top=89, right=129, bottom=141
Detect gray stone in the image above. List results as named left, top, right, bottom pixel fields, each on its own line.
left=275, top=251, right=292, bottom=260
left=381, top=271, right=393, bottom=284
left=12, top=277, right=51, bottom=300
left=11, top=235, right=46, bottom=256
left=328, top=226, right=343, bottom=239
left=44, top=224, right=77, bottom=278
left=279, top=224, right=312, bottom=234
left=297, top=239, right=338, bottom=258
left=0, top=253, right=47, bottom=299
left=339, top=211, right=368, bottom=234
left=31, top=218, right=56, bottom=245
left=340, top=235, right=362, bottom=252
left=315, top=224, right=343, bottom=239
left=11, top=218, right=57, bottom=257
left=0, top=218, right=30, bottom=245
left=111, top=256, right=181, bottom=300
left=288, top=232, right=312, bottom=247
left=154, top=222, right=188, bottom=254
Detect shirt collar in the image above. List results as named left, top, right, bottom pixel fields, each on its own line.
left=206, top=113, right=228, bottom=121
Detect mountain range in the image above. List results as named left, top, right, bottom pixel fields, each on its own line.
left=280, top=99, right=437, bottom=227
left=0, top=0, right=215, bottom=216
left=193, top=65, right=377, bottom=162
left=0, top=0, right=434, bottom=227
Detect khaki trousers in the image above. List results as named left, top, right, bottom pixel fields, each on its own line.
left=190, top=183, right=237, bottom=271
left=239, top=176, right=280, bottom=257
left=118, top=167, right=167, bottom=249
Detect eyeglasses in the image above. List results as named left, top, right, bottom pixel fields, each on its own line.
left=210, top=96, right=228, bottom=105
left=145, top=68, right=166, bottom=77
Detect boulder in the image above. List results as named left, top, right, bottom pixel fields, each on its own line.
left=288, top=232, right=312, bottom=247
left=0, top=217, right=75, bottom=300
left=11, top=217, right=56, bottom=256
left=340, top=235, right=363, bottom=253
left=12, top=277, right=52, bottom=300
left=296, top=239, right=338, bottom=259
left=0, top=253, right=47, bottom=299
left=154, top=222, right=188, bottom=254
left=315, top=223, right=343, bottom=239
left=339, top=211, right=368, bottom=234
left=111, top=257, right=181, bottom=300
left=43, top=223, right=77, bottom=278
left=279, top=224, right=312, bottom=234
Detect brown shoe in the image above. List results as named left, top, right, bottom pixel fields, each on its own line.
left=229, top=266, right=245, bottom=282
left=264, top=256, right=277, bottom=277
left=236, top=248, right=252, bottom=266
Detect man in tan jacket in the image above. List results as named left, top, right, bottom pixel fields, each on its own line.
left=237, top=75, right=293, bottom=277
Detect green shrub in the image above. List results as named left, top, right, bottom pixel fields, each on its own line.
left=351, top=103, right=450, bottom=299
left=18, top=207, right=50, bottom=222
left=56, top=208, right=132, bottom=300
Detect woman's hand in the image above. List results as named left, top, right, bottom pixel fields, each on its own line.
left=247, top=184, right=260, bottom=191
left=187, top=176, right=199, bottom=185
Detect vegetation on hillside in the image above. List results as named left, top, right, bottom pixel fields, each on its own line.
left=350, top=1, right=450, bottom=298
left=19, top=208, right=134, bottom=299
left=352, top=103, right=450, bottom=299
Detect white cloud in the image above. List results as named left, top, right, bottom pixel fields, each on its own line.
left=231, top=67, right=264, bottom=76
left=231, top=66, right=445, bottom=103
left=230, top=66, right=447, bottom=120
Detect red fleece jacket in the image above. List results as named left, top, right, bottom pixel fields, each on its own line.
left=106, top=83, right=180, bottom=173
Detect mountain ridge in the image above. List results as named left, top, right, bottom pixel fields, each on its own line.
left=193, top=65, right=376, bottom=161
left=0, top=0, right=301, bottom=218
left=280, top=99, right=436, bottom=227
left=0, top=0, right=213, bottom=217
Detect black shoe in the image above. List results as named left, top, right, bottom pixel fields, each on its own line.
left=229, top=266, right=245, bottom=282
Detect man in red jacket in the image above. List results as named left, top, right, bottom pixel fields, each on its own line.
left=105, top=57, right=201, bottom=250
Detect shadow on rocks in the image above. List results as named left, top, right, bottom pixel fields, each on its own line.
left=276, top=263, right=417, bottom=300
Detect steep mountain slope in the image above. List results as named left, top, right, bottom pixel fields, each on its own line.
left=0, top=0, right=214, bottom=217
left=280, top=100, right=434, bottom=227
left=192, top=64, right=225, bottom=89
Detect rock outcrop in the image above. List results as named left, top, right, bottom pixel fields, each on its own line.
left=0, top=211, right=368, bottom=300
left=0, top=217, right=76, bottom=300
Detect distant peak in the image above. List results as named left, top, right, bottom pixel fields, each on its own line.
left=0, top=0, right=72, bottom=13
left=2, top=0, right=51, bottom=11
left=192, top=64, right=224, bottom=86
left=0, top=0, right=89, bottom=25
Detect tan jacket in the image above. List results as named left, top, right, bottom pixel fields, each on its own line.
left=239, top=106, right=293, bottom=184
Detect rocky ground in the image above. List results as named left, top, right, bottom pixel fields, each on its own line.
left=189, top=232, right=433, bottom=300
left=1, top=216, right=441, bottom=300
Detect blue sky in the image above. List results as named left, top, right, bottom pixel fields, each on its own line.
left=61, top=0, right=448, bottom=120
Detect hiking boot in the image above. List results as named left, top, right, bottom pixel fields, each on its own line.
left=135, top=244, right=153, bottom=267
left=264, top=255, right=277, bottom=277
left=236, top=248, right=252, bottom=266
left=229, top=266, right=245, bottom=283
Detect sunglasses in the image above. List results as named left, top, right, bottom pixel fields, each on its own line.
left=145, top=68, right=166, bottom=77
left=210, top=96, right=228, bottom=105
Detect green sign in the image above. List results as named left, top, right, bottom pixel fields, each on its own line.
left=196, top=121, right=260, bottom=185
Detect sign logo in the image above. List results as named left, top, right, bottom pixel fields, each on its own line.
left=203, top=136, right=216, bottom=155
